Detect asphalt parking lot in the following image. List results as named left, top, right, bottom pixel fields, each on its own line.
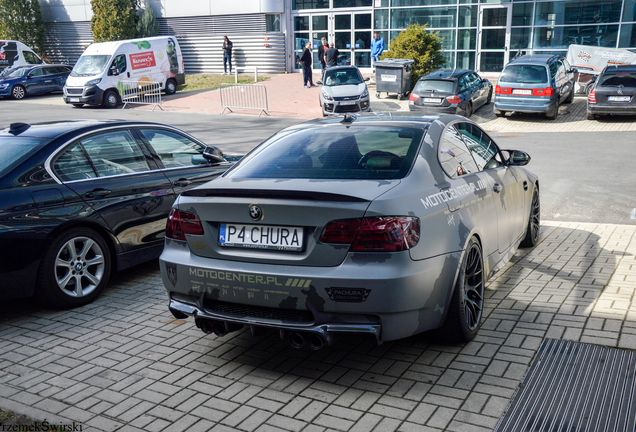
left=2, top=76, right=636, bottom=432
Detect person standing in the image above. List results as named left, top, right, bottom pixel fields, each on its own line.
left=325, top=42, right=339, bottom=68
left=317, top=37, right=329, bottom=72
left=222, top=36, right=233, bottom=75
left=300, top=41, right=314, bottom=88
left=371, top=32, right=384, bottom=64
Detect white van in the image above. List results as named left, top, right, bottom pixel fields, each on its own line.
left=63, top=36, right=185, bottom=108
left=0, top=41, right=44, bottom=73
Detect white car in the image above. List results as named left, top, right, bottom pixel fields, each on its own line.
left=318, top=66, right=370, bottom=116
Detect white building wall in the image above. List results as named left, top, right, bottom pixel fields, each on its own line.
left=39, top=0, right=284, bottom=22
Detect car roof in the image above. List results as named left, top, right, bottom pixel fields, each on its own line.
left=421, top=69, right=472, bottom=80
left=292, top=112, right=465, bottom=130
left=508, top=54, right=561, bottom=65
left=0, top=120, right=157, bottom=139
left=326, top=65, right=361, bottom=71
left=601, top=64, right=636, bottom=74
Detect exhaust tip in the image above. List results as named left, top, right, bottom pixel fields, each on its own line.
left=306, top=333, right=325, bottom=351
left=288, top=332, right=305, bottom=349
left=197, top=319, right=214, bottom=334
left=212, top=321, right=229, bottom=337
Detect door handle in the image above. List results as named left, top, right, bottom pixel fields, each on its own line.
left=523, top=181, right=528, bottom=191
left=173, top=179, right=192, bottom=187
left=493, top=184, right=502, bottom=193
left=85, top=188, right=112, bottom=198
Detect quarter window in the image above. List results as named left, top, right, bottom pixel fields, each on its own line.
left=138, top=129, right=205, bottom=169
left=439, top=126, right=478, bottom=179
left=54, top=144, right=97, bottom=182
left=81, top=131, right=150, bottom=176
left=455, top=123, right=502, bottom=170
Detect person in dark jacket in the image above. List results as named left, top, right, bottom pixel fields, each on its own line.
left=222, top=36, right=233, bottom=75
left=300, top=41, right=314, bottom=88
left=317, top=37, right=328, bottom=72
left=325, top=42, right=339, bottom=68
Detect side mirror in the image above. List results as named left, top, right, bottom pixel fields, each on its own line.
left=569, top=68, right=578, bottom=74
left=109, top=66, right=119, bottom=76
left=483, top=78, right=489, bottom=83
left=26, top=74, right=33, bottom=79
left=202, top=146, right=226, bottom=164
left=316, top=80, right=323, bottom=85
left=507, top=150, right=531, bottom=166
left=365, top=77, right=370, bottom=81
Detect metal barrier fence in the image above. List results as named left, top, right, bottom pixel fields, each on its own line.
left=119, top=80, right=164, bottom=111
left=220, top=83, right=269, bottom=117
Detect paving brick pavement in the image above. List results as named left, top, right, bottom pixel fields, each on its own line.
left=1, top=221, right=636, bottom=432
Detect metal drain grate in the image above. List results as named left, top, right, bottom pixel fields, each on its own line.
left=495, top=339, right=636, bottom=432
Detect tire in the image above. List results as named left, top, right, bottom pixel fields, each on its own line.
left=546, top=104, right=559, bottom=120
left=165, top=79, right=177, bottom=95
left=586, top=110, right=596, bottom=121
left=103, top=89, right=120, bottom=108
left=485, top=88, right=493, bottom=105
left=439, top=237, right=485, bottom=343
left=72, top=103, right=84, bottom=108
left=37, top=227, right=111, bottom=308
left=11, top=85, right=26, bottom=100
left=464, top=102, right=473, bottom=118
left=564, top=87, right=574, bottom=104
left=520, top=185, right=540, bottom=248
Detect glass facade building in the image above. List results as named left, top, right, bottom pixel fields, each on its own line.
left=291, top=0, right=636, bottom=73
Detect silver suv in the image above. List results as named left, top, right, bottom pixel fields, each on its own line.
left=317, top=66, right=370, bottom=117
left=494, top=54, right=577, bottom=120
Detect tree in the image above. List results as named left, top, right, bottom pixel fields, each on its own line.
left=380, top=24, right=446, bottom=88
left=136, top=1, right=159, bottom=38
left=91, top=0, right=139, bottom=42
left=0, top=0, right=46, bottom=55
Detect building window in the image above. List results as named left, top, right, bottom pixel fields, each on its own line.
left=293, top=0, right=328, bottom=10
left=333, top=0, right=372, bottom=7
left=266, top=15, right=281, bottom=32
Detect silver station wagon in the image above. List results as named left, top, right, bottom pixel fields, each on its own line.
left=160, top=113, right=540, bottom=350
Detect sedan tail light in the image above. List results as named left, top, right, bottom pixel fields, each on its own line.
left=321, top=217, right=420, bottom=252
left=495, top=85, right=502, bottom=94
left=588, top=89, right=596, bottom=103
left=166, top=208, right=204, bottom=240
left=409, top=93, right=419, bottom=101
left=446, top=95, right=461, bottom=104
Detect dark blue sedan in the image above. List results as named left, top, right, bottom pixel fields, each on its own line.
left=0, top=64, right=72, bottom=99
left=408, top=69, right=493, bottom=118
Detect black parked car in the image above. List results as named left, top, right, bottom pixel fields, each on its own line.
left=587, top=65, right=636, bottom=120
left=0, top=120, right=232, bottom=308
left=0, top=64, right=72, bottom=100
left=408, top=69, right=492, bottom=118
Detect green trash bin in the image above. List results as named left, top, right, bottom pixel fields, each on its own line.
left=374, top=59, right=414, bottom=100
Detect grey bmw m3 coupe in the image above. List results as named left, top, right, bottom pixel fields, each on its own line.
left=160, top=113, right=540, bottom=349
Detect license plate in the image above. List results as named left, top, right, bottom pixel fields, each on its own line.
left=423, top=98, right=442, bottom=103
left=339, top=100, right=356, bottom=106
left=68, top=97, right=80, bottom=102
left=381, top=74, right=397, bottom=82
left=608, top=96, right=630, bottom=102
left=219, top=223, right=303, bottom=251
left=512, top=89, right=532, bottom=95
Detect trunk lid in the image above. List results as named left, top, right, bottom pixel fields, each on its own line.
left=178, top=178, right=401, bottom=267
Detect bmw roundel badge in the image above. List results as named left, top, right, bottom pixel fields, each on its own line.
left=249, top=204, right=263, bottom=220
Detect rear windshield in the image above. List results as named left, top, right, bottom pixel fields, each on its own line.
left=414, top=79, right=455, bottom=93
left=226, top=125, right=425, bottom=180
left=500, top=65, right=548, bottom=84
left=598, top=74, right=636, bottom=87
left=0, top=137, right=47, bottom=177
left=323, top=69, right=363, bottom=86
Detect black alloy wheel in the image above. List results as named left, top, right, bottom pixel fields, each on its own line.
left=520, top=185, right=540, bottom=247
left=440, top=237, right=484, bottom=342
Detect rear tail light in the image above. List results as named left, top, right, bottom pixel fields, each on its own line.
left=533, top=87, right=554, bottom=96
left=588, top=89, right=596, bottom=103
left=320, top=217, right=420, bottom=252
left=495, top=85, right=502, bottom=94
left=409, top=93, right=419, bottom=101
left=166, top=208, right=204, bottom=240
left=446, top=95, right=461, bottom=104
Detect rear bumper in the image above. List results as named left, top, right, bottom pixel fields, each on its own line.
left=587, top=104, right=636, bottom=115
left=160, top=239, right=461, bottom=342
left=409, top=103, right=459, bottom=114
left=494, top=95, right=554, bottom=113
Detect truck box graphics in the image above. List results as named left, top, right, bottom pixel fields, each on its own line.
left=0, top=42, right=19, bottom=68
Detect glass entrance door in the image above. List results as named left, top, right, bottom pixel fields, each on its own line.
left=477, top=4, right=512, bottom=73
left=293, top=11, right=372, bottom=72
